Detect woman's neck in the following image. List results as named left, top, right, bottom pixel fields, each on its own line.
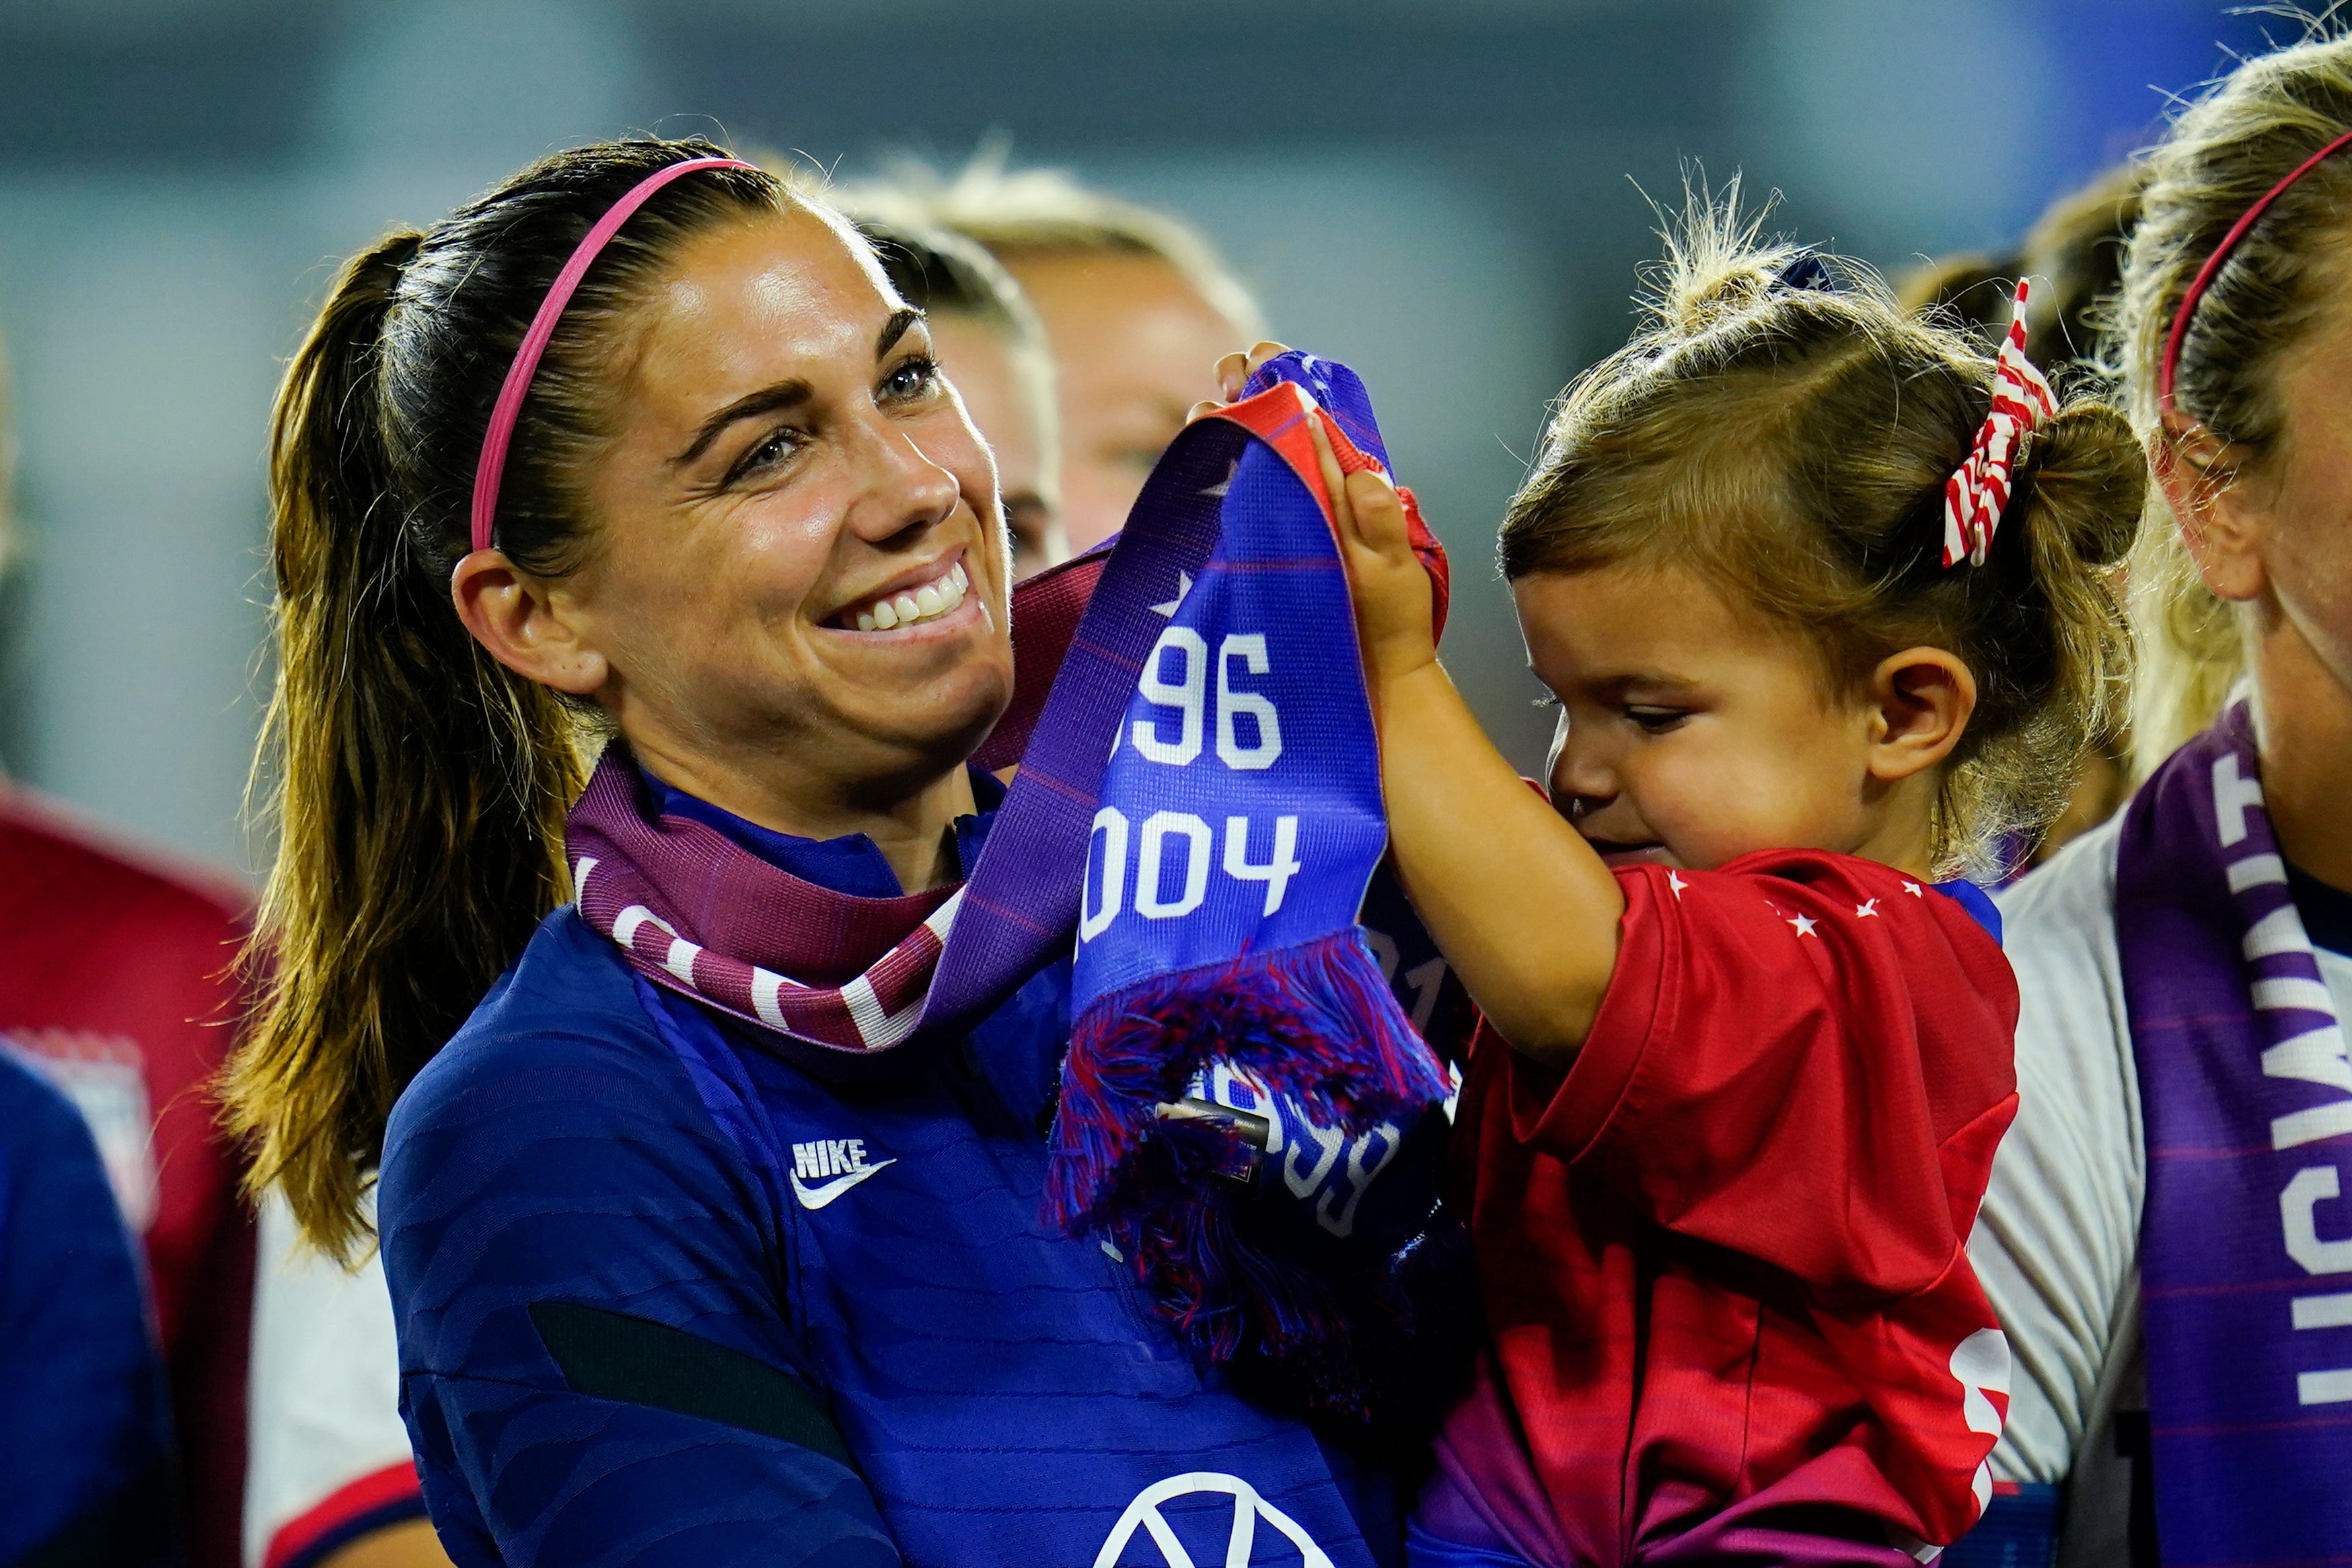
left=2254, top=609, right=2352, bottom=890
left=630, top=736, right=978, bottom=894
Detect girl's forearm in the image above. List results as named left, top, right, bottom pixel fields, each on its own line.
left=1374, top=661, right=1623, bottom=1062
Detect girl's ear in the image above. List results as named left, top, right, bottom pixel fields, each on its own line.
left=1864, top=647, right=1977, bottom=784
left=451, top=550, right=609, bottom=698
left=2152, top=416, right=2269, bottom=603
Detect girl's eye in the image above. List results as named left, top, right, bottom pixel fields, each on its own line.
left=880, top=356, right=942, bottom=403
left=1627, top=706, right=1689, bottom=734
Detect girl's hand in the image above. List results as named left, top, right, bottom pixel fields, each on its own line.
left=1191, top=342, right=1438, bottom=689
left=1307, top=411, right=1438, bottom=691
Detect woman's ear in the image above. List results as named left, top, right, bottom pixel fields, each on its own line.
left=451, top=550, right=608, bottom=697
left=2152, top=416, right=2269, bottom=603
left=1864, top=647, right=1977, bottom=784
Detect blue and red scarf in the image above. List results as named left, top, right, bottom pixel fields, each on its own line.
left=2118, top=698, right=2352, bottom=1566
left=566, top=352, right=1458, bottom=1372
left=1041, top=355, right=1459, bottom=1379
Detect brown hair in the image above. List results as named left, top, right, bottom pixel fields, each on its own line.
left=2115, top=30, right=2352, bottom=764
left=2021, top=161, right=2147, bottom=373
left=1501, top=194, right=2142, bottom=876
left=224, top=138, right=794, bottom=1257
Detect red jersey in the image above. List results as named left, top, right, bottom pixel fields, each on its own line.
left=1444, top=850, right=2018, bottom=1564
left=0, top=788, right=254, bottom=1568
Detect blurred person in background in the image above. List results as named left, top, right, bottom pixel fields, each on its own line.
left=0, top=319, right=254, bottom=1567
left=1969, top=29, right=2352, bottom=1566
left=842, top=151, right=1264, bottom=552
left=841, top=212, right=1068, bottom=578
left=243, top=1187, right=444, bottom=1568
left=1896, top=249, right=2024, bottom=352
left=0, top=1050, right=180, bottom=1567
left=1896, top=162, right=2146, bottom=870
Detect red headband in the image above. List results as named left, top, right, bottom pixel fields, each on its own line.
left=2158, top=125, right=2352, bottom=411
left=470, top=156, right=758, bottom=555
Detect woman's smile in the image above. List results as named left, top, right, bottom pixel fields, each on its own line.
left=826, top=549, right=976, bottom=634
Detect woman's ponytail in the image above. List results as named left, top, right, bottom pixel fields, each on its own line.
left=225, top=231, right=587, bottom=1259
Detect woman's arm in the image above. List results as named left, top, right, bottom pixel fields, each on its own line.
left=1311, top=416, right=1622, bottom=1062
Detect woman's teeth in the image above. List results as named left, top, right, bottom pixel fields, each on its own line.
left=853, top=562, right=969, bottom=632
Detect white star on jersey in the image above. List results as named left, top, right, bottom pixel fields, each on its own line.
left=1902, top=881, right=1924, bottom=898
left=1151, top=572, right=1193, bottom=618
left=1788, top=913, right=1818, bottom=938
left=1855, top=898, right=1880, bottom=918
left=1667, top=870, right=1687, bottom=899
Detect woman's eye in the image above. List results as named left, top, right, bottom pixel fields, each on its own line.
left=742, top=427, right=802, bottom=476
left=1627, top=706, right=1689, bottom=733
left=880, top=356, right=942, bottom=403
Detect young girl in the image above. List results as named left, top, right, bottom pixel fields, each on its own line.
left=1301, top=206, right=2143, bottom=1563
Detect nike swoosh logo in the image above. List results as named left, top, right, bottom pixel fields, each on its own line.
left=791, top=1158, right=897, bottom=1210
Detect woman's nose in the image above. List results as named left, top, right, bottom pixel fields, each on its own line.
left=846, top=414, right=962, bottom=546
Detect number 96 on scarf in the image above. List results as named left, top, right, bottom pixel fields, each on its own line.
left=1081, top=627, right=1306, bottom=940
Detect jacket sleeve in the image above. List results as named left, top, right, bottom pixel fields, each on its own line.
left=1500, top=854, right=2020, bottom=1310
left=380, top=1008, right=898, bottom=1568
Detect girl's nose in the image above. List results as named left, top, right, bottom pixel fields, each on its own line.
left=1546, top=709, right=1619, bottom=819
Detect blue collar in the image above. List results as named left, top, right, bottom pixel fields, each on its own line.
left=640, top=766, right=1008, bottom=899
left=1934, top=876, right=2004, bottom=946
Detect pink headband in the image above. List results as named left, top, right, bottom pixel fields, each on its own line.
left=2158, top=125, right=2352, bottom=411
left=1943, top=279, right=2058, bottom=568
left=469, top=156, right=757, bottom=554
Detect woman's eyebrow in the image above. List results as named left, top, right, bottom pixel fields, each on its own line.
left=671, top=311, right=927, bottom=468
left=876, top=306, right=922, bottom=359
left=673, top=379, right=813, bottom=467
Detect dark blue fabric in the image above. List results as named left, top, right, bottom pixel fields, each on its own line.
left=0, top=1050, right=178, bottom=1568
left=1942, top=1483, right=2060, bottom=1567
left=2286, top=860, right=2352, bottom=959
left=383, top=791, right=1401, bottom=1568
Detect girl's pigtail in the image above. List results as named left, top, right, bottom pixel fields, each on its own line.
left=223, top=233, right=586, bottom=1260
left=2010, top=400, right=2143, bottom=761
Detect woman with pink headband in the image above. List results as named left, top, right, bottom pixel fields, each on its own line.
left=1967, top=30, right=2352, bottom=1567
left=223, top=138, right=1413, bottom=1568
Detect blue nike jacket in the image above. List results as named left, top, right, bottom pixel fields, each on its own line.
left=380, top=772, right=1406, bottom=1567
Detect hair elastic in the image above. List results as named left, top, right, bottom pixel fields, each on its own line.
left=1943, top=278, right=2057, bottom=569
left=2158, top=124, right=2352, bottom=412
left=469, top=155, right=758, bottom=554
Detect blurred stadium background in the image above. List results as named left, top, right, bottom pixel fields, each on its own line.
left=0, top=0, right=2273, bottom=872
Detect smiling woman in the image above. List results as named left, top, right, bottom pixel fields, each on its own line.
left=221, top=139, right=1393, bottom=1568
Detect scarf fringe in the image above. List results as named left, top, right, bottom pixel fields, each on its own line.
left=1044, top=927, right=1452, bottom=1403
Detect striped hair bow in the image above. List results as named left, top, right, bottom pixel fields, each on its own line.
left=1942, top=278, right=2058, bottom=568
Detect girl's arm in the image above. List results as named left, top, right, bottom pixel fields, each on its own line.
left=1309, top=416, right=1623, bottom=1063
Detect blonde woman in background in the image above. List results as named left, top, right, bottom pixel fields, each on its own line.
left=1971, top=28, right=2352, bottom=1567
left=840, top=152, right=1263, bottom=552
